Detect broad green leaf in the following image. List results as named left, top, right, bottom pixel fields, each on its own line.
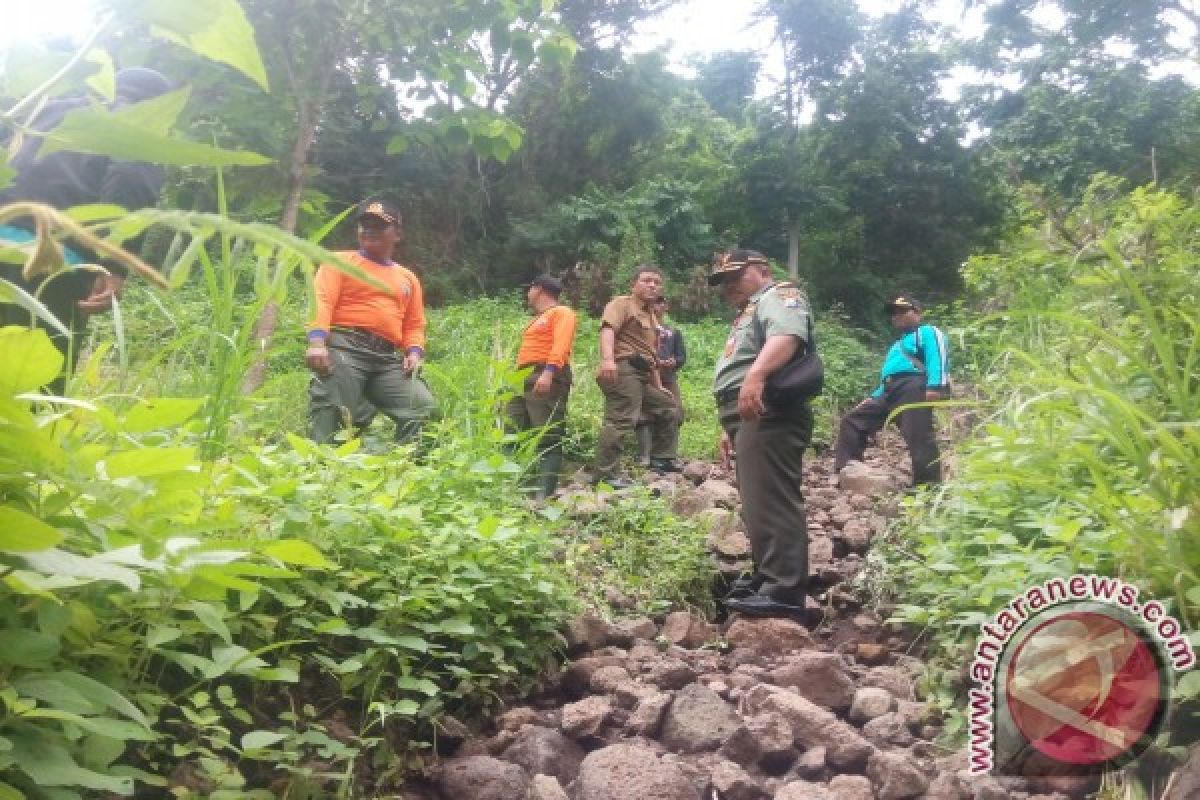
left=47, top=671, right=151, bottom=727
left=396, top=677, right=439, bottom=696
left=10, top=739, right=132, bottom=793
left=147, top=626, right=184, bottom=648
left=21, top=709, right=156, bottom=741
left=386, top=134, right=409, bottom=155
left=83, top=50, right=115, bottom=101
left=126, top=0, right=269, bottom=89
left=0, top=780, right=25, bottom=800
left=38, top=90, right=272, bottom=167
left=21, top=549, right=140, bottom=590
left=0, top=507, right=65, bottom=552
left=1176, top=670, right=1200, bottom=699
left=103, top=446, right=196, bottom=478
left=63, top=204, right=128, bottom=224
left=1187, top=586, right=1200, bottom=606
left=241, top=731, right=287, bottom=751
left=439, top=619, right=476, bottom=636
left=123, top=397, right=204, bottom=432
left=0, top=326, right=65, bottom=393
left=0, top=630, right=60, bottom=667
left=261, top=539, right=331, bottom=569
left=188, top=601, right=232, bottom=645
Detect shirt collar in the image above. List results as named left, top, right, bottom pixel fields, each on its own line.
left=358, top=249, right=394, bottom=266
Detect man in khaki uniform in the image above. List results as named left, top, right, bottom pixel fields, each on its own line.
left=594, top=266, right=680, bottom=487
left=710, top=250, right=814, bottom=620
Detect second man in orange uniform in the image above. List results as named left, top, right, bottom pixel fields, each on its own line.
left=508, top=274, right=578, bottom=499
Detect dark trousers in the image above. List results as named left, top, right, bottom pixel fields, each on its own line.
left=309, top=333, right=435, bottom=445
left=595, top=360, right=678, bottom=479
left=833, top=374, right=941, bottom=485
left=720, top=399, right=814, bottom=601
left=637, top=378, right=682, bottom=459
left=505, top=366, right=571, bottom=497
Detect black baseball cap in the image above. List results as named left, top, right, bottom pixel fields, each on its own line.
left=884, top=295, right=922, bottom=313
left=708, top=249, right=769, bottom=286
left=357, top=199, right=401, bottom=226
left=527, top=274, right=563, bottom=297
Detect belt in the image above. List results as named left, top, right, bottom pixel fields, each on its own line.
left=331, top=326, right=397, bottom=354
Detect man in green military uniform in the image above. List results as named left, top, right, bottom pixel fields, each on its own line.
left=594, top=265, right=680, bottom=488
left=710, top=250, right=815, bottom=620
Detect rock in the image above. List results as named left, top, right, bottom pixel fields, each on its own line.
left=861, top=713, right=916, bottom=748
left=615, top=616, right=658, bottom=641
left=849, top=687, right=897, bottom=724
left=589, top=665, right=632, bottom=693
left=809, top=535, right=835, bottom=568
left=856, top=642, right=889, bottom=665
left=839, top=518, right=873, bottom=552
left=962, top=775, right=1011, bottom=800
left=576, top=743, right=701, bottom=800
left=743, top=685, right=874, bottom=771
left=530, top=774, right=570, bottom=800
left=895, top=701, right=931, bottom=733
left=697, top=479, right=740, bottom=509
left=682, top=461, right=711, bottom=485
left=725, top=617, right=815, bottom=657
left=925, top=773, right=968, bottom=800
left=434, top=715, right=471, bottom=754
left=561, top=655, right=626, bottom=697
left=1165, top=744, right=1200, bottom=800
left=672, top=488, right=716, bottom=516
left=709, top=759, right=770, bottom=800
left=561, top=696, right=615, bottom=739
left=860, top=666, right=914, bottom=700
left=661, top=683, right=743, bottom=754
left=644, top=658, right=699, bottom=690
left=829, top=774, right=876, bottom=800
left=499, top=726, right=585, bottom=787
left=838, top=462, right=894, bottom=495
left=769, top=652, right=855, bottom=712
left=792, top=746, right=826, bottom=780
left=745, top=712, right=796, bottom=772
left=434, top=755, right=532, bottom=800
left=604, top=586, right=636, bottom=612
left=497, top=707, right=546, bottom=732
left=775, top=780, right=834, bottom=800
left=661, top=611, right=713, bottom=649
left=627, top=692, right=674, bottom=738
left=708, top=525, right=752, bottom=559
left=866, top=750, right=929, bottom=800
left=613, top=680, right=659, bottom=710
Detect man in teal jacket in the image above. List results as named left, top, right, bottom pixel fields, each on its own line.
left=834, top=294, right=949, bottom=485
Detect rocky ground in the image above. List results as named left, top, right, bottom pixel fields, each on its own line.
left=393, top=433, right=1190, bottom=800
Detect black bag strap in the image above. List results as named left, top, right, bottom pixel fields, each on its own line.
left=751, top=282, right=816, bottom=356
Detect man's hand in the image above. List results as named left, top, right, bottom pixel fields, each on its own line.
left=533, top=369, right=555, bottom=396
left=925, top=389, right=944, bottom=402
left=596, top=358, right=618, bottom=386
left=738, top=372, right=768, bottom=421
left=719, top=430, right=734, bottom=470
left=305, top=344, right=332, bottom=376
left=76, top=273, right=124, bottom=316
left=403, top=351, right=423, bottom=374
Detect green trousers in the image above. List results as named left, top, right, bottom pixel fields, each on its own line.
left=719, top=397, right=814, bottom=602
left=595, top=360, right=678, bottom=479
left=505, top=365, right=571, bottom=497
left=309, top=336, right=435, bottom=445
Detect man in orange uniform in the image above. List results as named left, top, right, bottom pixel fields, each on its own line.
left=306, top=199, right=435, bottom=444
left=508, top=274, right=577, bottom=499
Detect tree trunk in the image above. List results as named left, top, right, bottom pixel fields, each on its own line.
left=786, top=213, right=801, bottom=282
left=241, top=101, right=320, bottom=394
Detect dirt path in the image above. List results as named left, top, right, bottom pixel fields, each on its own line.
left=397, top=435, right=1093, bottom=800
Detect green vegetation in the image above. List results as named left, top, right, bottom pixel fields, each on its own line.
left=877, top=183, right=1199, bottom=750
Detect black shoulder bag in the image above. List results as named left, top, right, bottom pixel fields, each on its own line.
left=752, top=285, right=824, bottom=405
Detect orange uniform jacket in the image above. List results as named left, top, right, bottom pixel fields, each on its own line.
left=516, top=305, right=577, bottom=369
left=308, top=251, right=426, bottom=351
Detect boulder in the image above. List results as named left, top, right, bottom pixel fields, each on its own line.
left=660, top=683, right=743, bottom=754
left=775, top=780, right=834, bottom=800
left=644, top=657, right=699, bottom=690
left=561, top=696, right=615, bottom=739
left=725, top=617, right=815, bottom=657
left=530, top=774, right=570, bottom=800
left=589, top=665, right=632, bottom=694
left=564, top=613, right=612, bottom=655
left=626, top=692, right=674, bottom=738
left=614, top=616, right=658, bottom=642
left=838, top=462, right=894, bottom=495
left=661, top=611, right=714, bottom=649
left=861, top=712, right=916, bottom=749
left=708, top=525, right=753, bottom=559
left=829, top=774, right=876, bottom=800
left=860, top=666, right=915, bottom=700
left=839, top=518, right=873, bottom=553
left=866, top=750, right=930, bottom=800
left=769, top=652, right=855, bottom=712
left=434, top=755, right=532, bottom=800
left=499, top=726, right=585, bottom=787
left=792, top=746, right=827, bottom=780
left=743, top=685, right=874, bottom=771
left=561, top=655, right=626, bottom=697
left=708, top=759, right=769, bottom=800
left=697, top=479, right=740, bottom=509
left=682, top=461, right=711, bottom=485
left=849, top=687, right=897, bottom=724
left=855, top=643, right=889, bottom=665
left=575, top=744, right=701, bottom=800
